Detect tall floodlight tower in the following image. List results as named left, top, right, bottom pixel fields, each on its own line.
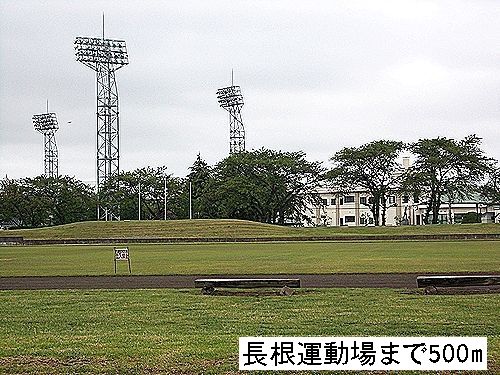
left=74, top=17, right=129, bottom=221
left=33, top=111, right=59, bottom=178
left=217, top=74, right=245, bottom=154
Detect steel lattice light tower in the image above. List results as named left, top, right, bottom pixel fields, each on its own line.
left=217, top=74, right=245, bottom=154
left=74, top=18, right=129, bottom=221
left=33, top=112, right=59, bottom=178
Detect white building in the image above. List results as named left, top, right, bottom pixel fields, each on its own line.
left=308, top=189, right=407, bottom=227
left=306, top=155, right=500, bottom=227
left=307, top=191, right=499, bottom=227
left=412, top=199, right=500, bottom=225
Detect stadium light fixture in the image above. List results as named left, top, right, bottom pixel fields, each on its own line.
left=217, top=72, right=246, bottom=154
left=32, top=112, right=59, bottom=178
left=75, top=15, right=129, bottom=221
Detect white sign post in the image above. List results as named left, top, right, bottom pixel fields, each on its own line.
left=114, top=247, right=131, bottom=274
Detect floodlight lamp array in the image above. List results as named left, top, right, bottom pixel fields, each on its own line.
left=75, top=37, right=129, bottom=68
left=216, top=86, right=244, bottom=108
left=33, top=113, right=59, bottom=132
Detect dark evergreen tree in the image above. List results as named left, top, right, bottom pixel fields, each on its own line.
left=187, top=153, right=216, bottom=218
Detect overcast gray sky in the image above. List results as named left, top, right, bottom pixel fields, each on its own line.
left=1, top=0, right=499, bottom=183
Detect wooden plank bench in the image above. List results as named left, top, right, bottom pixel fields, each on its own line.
left=194, top=278, right=300, bottom=295
left=417, top=275, right=500, bottom=294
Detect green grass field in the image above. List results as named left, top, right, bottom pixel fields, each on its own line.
left=0, top=288, right=498, bottom=374
left=2, top=220, right=499, bottom=373
left=1, top=240, right=499, bottom=276
left=4, top=219, right=500, bottom=240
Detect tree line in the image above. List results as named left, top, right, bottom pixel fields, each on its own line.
left=329, top=135, right=498, bottom=225
left=1, top=135, right=499, bottom=228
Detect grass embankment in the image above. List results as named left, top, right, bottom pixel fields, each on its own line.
left=1, top=241, right=499, bottom=276
left=0, top=289, right=498, bottom=374
left=4, top=219, right=500, bottom=240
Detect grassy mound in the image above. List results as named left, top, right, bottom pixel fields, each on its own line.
left=3, top=219, right=500, bottom=240
left=5, top=219, right=295, bottom=240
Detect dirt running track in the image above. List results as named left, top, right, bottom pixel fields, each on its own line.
left=1, top=273, right=498, bottom=291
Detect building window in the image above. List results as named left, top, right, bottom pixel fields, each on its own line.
left=360, top=216, right=365, bottom=224
left=438, top=214, right=448, bottom=224
left=331, top=198, right=336, bottom=205
left=388, top=196, right=396, bottom=205
left=360, top=197, right=367, bottom=205
left=321, top=199, right=328, bottom=206
left=344, top=195, right=355, bottom=203
left=402, top=195, right=409, bottom=204
left=345, top=216, right=355, bottom=223
left=368, top=197, right=374, bottom=204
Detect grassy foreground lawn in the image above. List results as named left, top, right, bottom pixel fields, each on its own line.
left=0, top=288, right=498, bottom=374
left=4, top=219, right=500, bottom=240
left=1, top=241, right=499, bottom=276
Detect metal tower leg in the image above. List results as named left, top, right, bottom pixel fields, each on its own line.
left=96, top=67, right=120, bottom=221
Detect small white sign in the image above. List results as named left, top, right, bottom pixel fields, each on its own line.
left=114, top=248, right=129, bottom=260
left=239, top=337, right=487, bottom=371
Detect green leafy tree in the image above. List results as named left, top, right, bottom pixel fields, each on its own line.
left=0, top=176, right=96, bottom=227
left=404, top=135, right=493, bottom=224
left=0, top=177, right=46, bottom=227
left=481, top=165, right=500, bottom=205
left=166, top=176, right=189, bottom=220
left=212, top=148, right=324, bottom=224
left=328, top=140, right=405, bottom=226
left=101, top=167, right=189, bottom=220
left=480, top=163, right=500, bottom=225
left=41, top=176, right=96, bottom=225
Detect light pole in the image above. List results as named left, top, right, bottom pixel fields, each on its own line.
left=217, top=72, right=245, bottom=155
left=164, top=175, right=167, bottom=220
left=138, top=182, right=141, bottom=221
left=75, top=14, right=129, bottom=221
left=32, top=111, right=59, bottom=178
left=189, top=181, right=192, bottom=220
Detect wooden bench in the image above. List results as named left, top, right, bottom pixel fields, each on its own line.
left=194, top=278, right=300, bottom=295
left=417, top=275, right=500, bottom=294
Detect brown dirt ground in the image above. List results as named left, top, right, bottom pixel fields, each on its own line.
left=1, top=273, right=498, bottom=294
